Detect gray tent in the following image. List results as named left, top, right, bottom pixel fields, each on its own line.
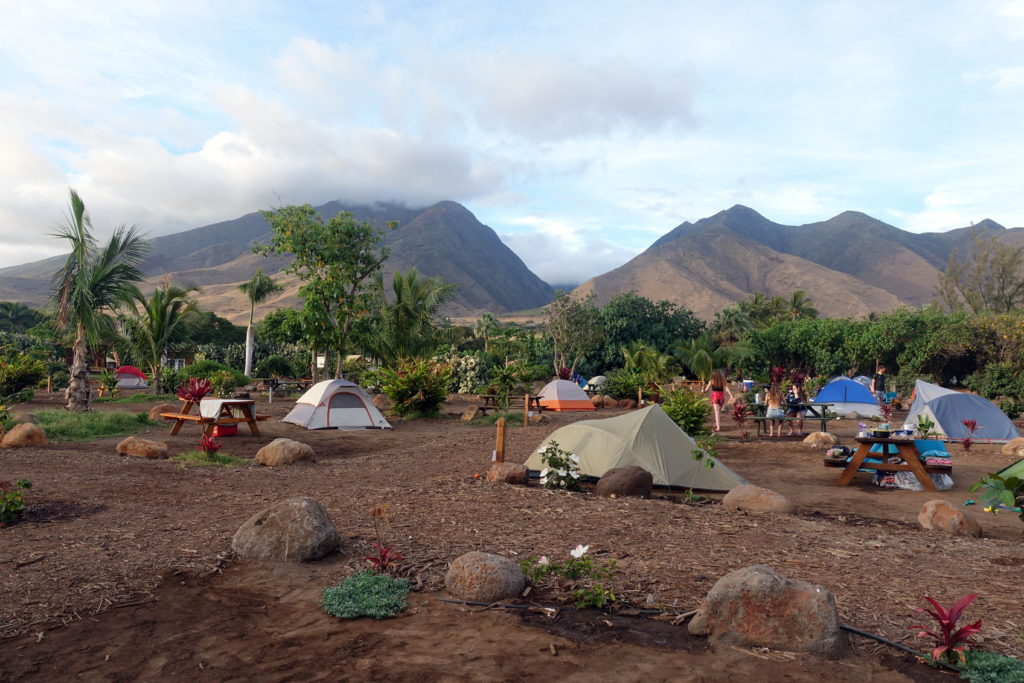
left=904, top=380, right=1020, bottom=442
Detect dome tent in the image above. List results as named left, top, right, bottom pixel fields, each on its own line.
left=537, top=379, right=595, bottom=412
left=282, top=379, right=392, bottom=430
left=115, top=365, right=148, bottom=388
left=904, top=380, right=1020, bottom=442
left=812, top=377, right=879, bottom=417
left=524, top=405, right=748, bottom=491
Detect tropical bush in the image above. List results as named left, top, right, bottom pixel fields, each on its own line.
left=965, top=362, right=1024, bottom=401
left=536, top=441, right=582, bottom=491
left=0, top=353, right=46, bottom=399
left=178, top=360, right=249, bottom=388
left=254, top=354, right=293, bottom=378
left=435, top=350, right=492, bottom=394
left=377, top=359, right=453, bottom=418
left=661, top=388, right=711, bottom=436
left=208, top=370, right=240, bottom=397
left=601, top=367, right=647, bottom=400
left=321, top=570, right=410, bottom=619
left=0, top=479, right=33, bottom=527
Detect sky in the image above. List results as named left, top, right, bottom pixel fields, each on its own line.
left=2, top=1, right=1024, bottom=284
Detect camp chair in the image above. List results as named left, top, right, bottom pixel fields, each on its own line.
left=884, top=391, right=898, bottom=405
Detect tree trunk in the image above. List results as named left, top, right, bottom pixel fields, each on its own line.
left=244, top=324, right=255, bottom=377
left=65, top=325, right=92, bottom=412
left=311, top=348, right=319, bottom=382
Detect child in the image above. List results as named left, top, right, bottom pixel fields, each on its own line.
left=703, top=369, right=734, bottom=432
left=785, top=383, right=807, bottom=436
left=765, top=383, right=785, bottom=437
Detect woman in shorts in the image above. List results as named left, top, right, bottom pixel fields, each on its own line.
left=785, top=383, right=807, bottom=436
left=703, top=369, right=733, bottom=432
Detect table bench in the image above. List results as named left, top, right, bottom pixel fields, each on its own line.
left=751, top=415, right=834, bottom=436
left=161, top=398, right=269, bottom=437
left=826, top=437, right=951, bottom=492
left=478, top=395, right=545, bottom=415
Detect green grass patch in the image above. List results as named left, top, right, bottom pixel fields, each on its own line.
left=172, top=450, right=250, bottom=468
left=476, top=411, right=524, bottom=426
left=33, top=409, right=156, bottom=442
left=94, top=393, right=177, bottom=404
left=321, top=570, right=410, bottom=620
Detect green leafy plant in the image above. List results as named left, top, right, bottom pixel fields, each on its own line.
left=969, top=474, right=1024, bottom=523
left=520, top=545, right=617, bottom=609
left=686, top=435, right=719, bottom=502
left=916, top=414, right=936, bottom=437
left=490, top=360, right=527, bottom=411
left=99, top=368, right=121, bottom=398
left=661, top=387, right=712, bottom=436
left=910, top=594, right=983, bottom=665
left=0, top=352, right=46, bottom=400
left=960, top=649, right=1024, bottom=683
left=178, top=360, right=249, bottom=388
left=0, top=479, right=33, bottom=527
left=253, top=354, right=294, bottom=379
left=601, top=366, right=647, bottom=400
left=377, top=359, right=453, bottom=418
left=208, top=369, right=238, bottom=397
left=320, top=570, right=410, bottom=619
left=536, top=441, right=582, bottom=491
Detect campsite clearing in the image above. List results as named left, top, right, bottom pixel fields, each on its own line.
left=2, top=391, right=1023, bottom=680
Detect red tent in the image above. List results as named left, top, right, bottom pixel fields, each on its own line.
left=115, top=365, right=148, bottom=380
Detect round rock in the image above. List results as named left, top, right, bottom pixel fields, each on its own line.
left=485, top=462, right=529, bottom=485
left=445, top=551, right=525, bottom=602
left=254, top=438, right=316, bottom=467
left=803, top=432, right=838, bottom=446
left=918, top=500, right=982, bottom=537
left=722, top=484, right=794, bottom=514
left=232, top=496, right=340, bottom=562
left=116, top=436, right=168, bottom=459
left=596, top=466, right=653, bottom=498
left=1, top=423, right=48, bottom=448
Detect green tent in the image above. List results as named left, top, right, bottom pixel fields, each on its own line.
left=524, top=405, right=749, bottom=491
left=996, top=458, right=1024, bottom=480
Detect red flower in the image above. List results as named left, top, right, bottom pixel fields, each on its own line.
left=199, top=433, right=221, bottom=454
left=911, top=594, right=982, bottom=664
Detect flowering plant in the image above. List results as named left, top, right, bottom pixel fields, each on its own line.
left=961, top=418, right=980, bottom=452
left=911, top=594, right=983, bottom=664
left=177, top=377, right=211, bottom=403
left=537, top=441, right=582, bottom=491
left=770, top=366, right=786, bottom=384
left=364, top=541, right=405, bottom=574
left=199, top=433, right=221, bottom=454
left=520, top=544, right=617, bottom=608
left=731, top=402, right=750, bottom=440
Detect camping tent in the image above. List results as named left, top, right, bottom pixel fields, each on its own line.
left=537, top=379, right=595, bottom=412
left=903, top=380, right=1020, bottom=442
left=524, top=405, right=748, bottom=490
left=282, top=379, right=392, bottom=430
left=585, top=375, right=606, bottom=392
left=996, top=457, right=1024, bottom=480
left=812, top=377, right=879, bottom=417
left=115, top=366, right=148, bottom=388
left=851, top=375, right=872, bottom=387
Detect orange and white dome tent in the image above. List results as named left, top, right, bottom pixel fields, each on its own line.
left=537, top=379, right=595, bottom=412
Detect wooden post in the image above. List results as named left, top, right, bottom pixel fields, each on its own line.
left=47, top=376, right=52, bottom=394
left=522, top=393, right=530, bottom=427
left=638, top=386, right=643, bottom=407
left=495, top=417, right=506, bottom=463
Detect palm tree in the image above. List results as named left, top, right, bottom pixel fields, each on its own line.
left=51, top=189, right=148, bottom=412
left=788, top=290, right=819, bottom=320
left=365, top=269, right=458, bottom=366
left=119, top=282, right=199, bottom=393
left=710, top=306, right=751, bottom=344
left=238, top=269, right=283, bottom=376
left=673, top=335, right=717, bottom=383
left=473, top=312, right=499, bottom=352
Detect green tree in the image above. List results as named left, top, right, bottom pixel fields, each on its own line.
left=51, top=189, right=148, bottom=411
left=0, top=302, right=46, bottom=334
left=183, top=311, right=246, bottom=346
left=238, top=269, right=283, bottom=376
left=787, top=290, right=819, bottom=320
left=119, top=282, right=200, bottom=393
left=257, top=205, right=393, bottom=379
left=364, top=269, right=458, bottom=366
left=546, top=291, right=603, bottom=375
left=473, top=312, right=500, bottom=352
left=590, top=291, right=703, bottom=371
left=936, top=229, right=1024, bottom=313
left=257, top=308, right=306, bottom=346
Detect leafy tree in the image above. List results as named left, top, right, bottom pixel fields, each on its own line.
left=0, top=302, right=46, bottom=334
left=238, top=269, right=283, bottom=376
left=473, top=312, right=500, bottom=352
left=546, top=291, right=603, bottom=375
left=364, top=269, right=457, bottom=366
left=590, top=291, right=703, bottom=371
left=257, top=205, right=393, bottom=379
left=709, top=306, right=751, bottom=344
left=937, top=229, right=1024, bottom=313
left=119, top=283, right=200, bottom=393
left=257, top=308, right=306, bottom=346
left=51, top=189, right=147, bottom=411
left=787, top=290, right=819, bottom=320
left=182, top=311, right=246, bottom=346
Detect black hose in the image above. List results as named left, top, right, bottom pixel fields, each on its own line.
left=840, top=624, right=961, bottom=673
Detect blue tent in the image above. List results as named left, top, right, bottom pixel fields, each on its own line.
left=812, top=377, right=880, bottom=417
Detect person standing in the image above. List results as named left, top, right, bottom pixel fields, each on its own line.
left=765, top=383, right=785, bottom=437
left=871, top=365, right=888, bottom=404
left=785, top=383, right=807, bottom=436
left=703, top=369, right=733, bottom=432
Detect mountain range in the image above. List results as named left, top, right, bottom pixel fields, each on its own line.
left=1, top=201, right=1021, bottom=323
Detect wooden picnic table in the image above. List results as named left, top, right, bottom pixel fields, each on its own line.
left=161, top=398, right=267, bottom=437
left=750, top=402, right=834, bottom=436
left=478, top=394, right=544, bottom=415
left=829, top=437, right=950, bottom=492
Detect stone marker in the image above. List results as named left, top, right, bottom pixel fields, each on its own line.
left=232, top=496, right=340, bottom=562
left=485, top=462, right=529, bottom=485
left=116, top=436, right=168, bottom=459
left=722, top=484, right=794, bottom=514
left=254, top=438, right=316, bottom=467
left=596, top=466, right=653, bottom=498
left=918, top=500, right=982, bottom=537
left=1, top=423, right=48, bottom=449
left=803, top=432, right=838, bottom=446
left=688, top=564, right=848, bottom=657
left=446, top=551, right=526, bottom=602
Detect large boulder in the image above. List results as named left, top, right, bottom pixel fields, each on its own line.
left=1001, top=437, right=1024, bottom=457
left=596, top=466, right=652, bottom=498
left=803, top=432, right=838, bottom=446
left=617, top=398, right=638, bottom=409
left=722, top=484, right=794, bottom=514
left=918, top=500, right=982, bottom=537
left=232, top=496, right=340, bottom=562
left=688, top=564, right=847, bottom=657
left=116, top=436, right=168, bottom=459
left=461, top=406, right=480, bottom=422
left=591, top=394, right=604, bottom=408
left=485, top=462, right=529, bottom=485
left=1, top=423, right=47, bottom=449
left=601, top=395, right=617, bottom=409
left=445, top=551, right=526, bottom=602
left=148, top=403, right=177, bottom=421
left=254, top=438, right=316, bottom=467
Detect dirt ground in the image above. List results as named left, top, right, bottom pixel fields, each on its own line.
left=2, top=391, right=1023, bottom=681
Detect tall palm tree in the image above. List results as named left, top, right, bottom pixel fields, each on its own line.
left=710, top=306, right=751, bottom=344
left=51, top=189, right=148, bottom=412
left=788, top=290, right=819, bottom=320
left=365, top=269, right=458, bottom=366
left=119, top=282, right=199, bottom=393
left=473, top=312, right=499, bottom=352
left=238, top=269, right=283, bottom=376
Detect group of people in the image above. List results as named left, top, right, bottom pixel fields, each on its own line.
left=702, top=369, right=808, bottom=436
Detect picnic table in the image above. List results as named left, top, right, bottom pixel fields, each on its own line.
left=161, top=398, right=268, bottom=436
left=750, top=402, right=834, bottom=436
left=826, top=437, right=951, bottom=492
left=478, top=394, right=544, bottom=415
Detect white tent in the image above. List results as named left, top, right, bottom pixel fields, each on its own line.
left=537, top=379, right=595, bottom=412
left=524, top=405, right=748, bottom=491
left=904, top=380, right=1020, bottom=442
left=282, top=379, right=392, bottom=430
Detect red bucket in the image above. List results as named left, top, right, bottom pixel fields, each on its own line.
left=212, top=424, right=238, bottom=437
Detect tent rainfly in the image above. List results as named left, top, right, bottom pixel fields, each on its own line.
left=537, top=379, right=595, bottom=412
left=812, top=377, right=879, bottom=417
left=115, top=365, right=148, bottom=388
left=524, top=405, right=748, bottom=491
left=903, top=379, right=1020, bottom=442
left=282, top=379, right=392, bottom=430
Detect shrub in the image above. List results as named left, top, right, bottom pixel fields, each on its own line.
left=321, top=570, right=410, bottom=619
left=178, top=360, right=249, bottom=388
left=520, top=545, right=617, bottom=609
left=340, top=356, right=375, bottom=387
left=435, top=350, right=492, bottom=394
left=965, top=362, right=1024, bottom=401
left=601, top=367, right=647, bottom=400
left=254, top=354, right=293, bottom=378
left=536, top=440, right=582, bottom=491
left=208, top=369, right=240, bottom=397
left=378, top=359, right=452, bottom=418
left=0, top=479, right=32, bottom=527
left=0, top=353, right=46, bottom=399
left=960, top=650, right=1024, bottom=683
left=661, top=388, right=711, bottom=436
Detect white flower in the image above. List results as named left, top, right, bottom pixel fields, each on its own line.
left=570, top=453, right=580, bottom=463
left=537, top=556, right=549, bottom=566
left=537, top=447, right=547, bottom=454
left=541, top=468, right=550, bottom=477
left=570, top=544, right=590, bottom=558
left=570, top=471, right=580, bottom=479
left=539, top=476, right=548, bottom=485
left=557, top=469, right=567, bottom=477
